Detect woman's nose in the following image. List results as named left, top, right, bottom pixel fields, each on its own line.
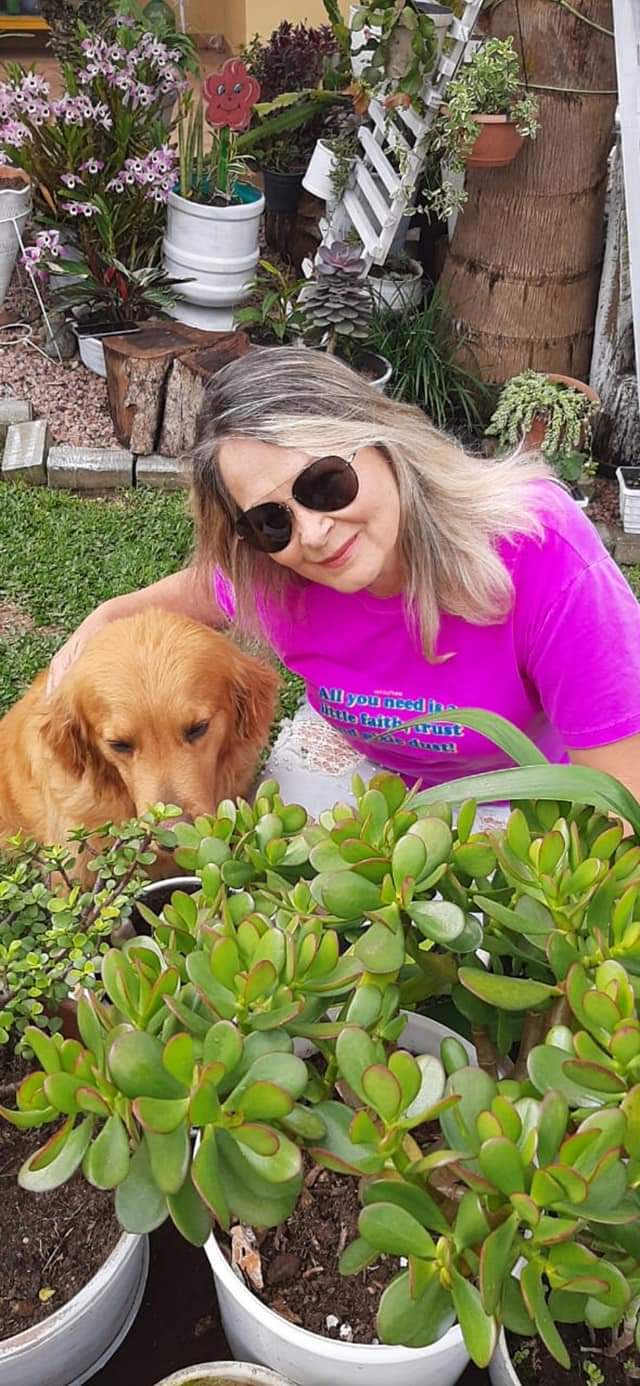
left=290, top=503, right=334, bottom=550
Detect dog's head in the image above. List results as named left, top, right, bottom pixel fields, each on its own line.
left=41, top=610, right=280, bottom=819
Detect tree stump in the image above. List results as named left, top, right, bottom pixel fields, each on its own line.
left=590, top=137, right=640, bottom=468
left=103, top=320, right=237, bottom=455
left=159, top=333, right=252, bottom=458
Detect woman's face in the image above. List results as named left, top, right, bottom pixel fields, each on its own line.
left=218, top=437, right=402, bottom=596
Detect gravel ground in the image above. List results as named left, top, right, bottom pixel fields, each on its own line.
left=0, top=275, right=116, bottom=447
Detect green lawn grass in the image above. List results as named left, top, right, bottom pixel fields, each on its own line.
left=0, top=482, right=304, bottom=725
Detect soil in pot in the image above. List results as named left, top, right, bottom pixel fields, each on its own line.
left=223, top=1159, right=397, bottom=1343
left=620, top=468, right=640, bottom=491
left=506, top=1326, right=639, bottom=1386
left=0, top=1045, right=121, bottom=1341
left=0, top=175, right=30, bottom=192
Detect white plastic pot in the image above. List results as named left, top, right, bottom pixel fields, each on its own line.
left=154, top=1364, right=296, bottom=1386
left=76, top=332, right=107, bottom=377
left=163, top=184, right=265, bottom=332
left=204, top=1011, right=473, bottom=1386
left=0, top=169, right=32, bottom=307
left=353, top=347, right=393, bottom=393
left=302, top=140, right=355, bottom=204
left=617, top=466, right=640, bottom=533
left=369, top=256, right=424, bottom=314
left=0, top=1231, right=148, bottom=1386
left=489, top=1328, right=520, bottom=1386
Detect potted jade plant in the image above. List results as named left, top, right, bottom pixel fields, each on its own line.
left=0, top=808, right=179, bottom=1386
left=299, top=239, right=393, bottom=389
left=427, top=37, right=539, bottom=222
left=485, top=369, right=600, bottom=505
left=163, top=61, right=265, bottom=332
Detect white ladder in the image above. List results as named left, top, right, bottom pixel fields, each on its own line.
left=318, top=0, right=484, bottom=270
left=612, top=0, right=640, bottom=409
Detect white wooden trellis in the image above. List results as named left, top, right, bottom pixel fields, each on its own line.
left=317, top=0, right=484, bottom=271
left=612, top=0, right=640, bottom=412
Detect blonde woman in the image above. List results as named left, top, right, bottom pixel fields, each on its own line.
left=49, top=348, right=640, bottom=810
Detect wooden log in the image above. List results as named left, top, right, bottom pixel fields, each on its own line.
left=591, top=137, right=640, bottom=467
left=103, top=320, right=237, bottom=455
left=158, top=333, right=251, bottom=458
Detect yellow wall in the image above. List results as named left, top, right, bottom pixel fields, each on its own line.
left=175, top=1, right=347, bottom=43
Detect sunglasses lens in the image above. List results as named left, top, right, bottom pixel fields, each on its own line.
left=236, top=502, right=292, bottom=553
left=293, top=455, right=358, bottom=512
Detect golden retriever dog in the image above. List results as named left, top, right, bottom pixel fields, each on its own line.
left=0, top=609, right=279, bottom=853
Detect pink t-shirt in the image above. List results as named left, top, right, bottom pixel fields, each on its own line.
left=215, top=481, right=640, bottom=787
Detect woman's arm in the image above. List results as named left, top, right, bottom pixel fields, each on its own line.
left=569, top=736, right=640, bottom=805
left=47, top=566, right=224, bottom=693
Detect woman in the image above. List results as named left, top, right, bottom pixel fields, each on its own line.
left=49, top=348, right=640, bottom=807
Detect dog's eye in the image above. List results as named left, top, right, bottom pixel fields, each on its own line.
left=184, top=720, right=210, bottom=744
left=108, top=739, right=134, bottom=754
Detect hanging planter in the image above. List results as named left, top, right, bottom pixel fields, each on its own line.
left=465, top=114, right=524, bottom=169
left=0, top=168, right=31, bottom=309
left=203, top=1011, right=474, bottom=1386
left=302, top=139, right=357, bottom=205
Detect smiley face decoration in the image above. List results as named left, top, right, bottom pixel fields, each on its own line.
left=203, top=58, right=261, bottom=133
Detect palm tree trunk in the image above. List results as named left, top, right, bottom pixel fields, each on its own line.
left=440, top=0, right=617, bottom=382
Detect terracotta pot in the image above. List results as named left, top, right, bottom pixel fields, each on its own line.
left=466, top=115, right=524, bottom=169
left=521, top=374, right=600, bottom=453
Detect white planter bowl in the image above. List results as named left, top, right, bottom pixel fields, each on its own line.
left=163, top=184, right=265, bottom=315
left=204, top=1011, right=473, bottom=1386
left=369, top=257, right=424, bottom=314
left=489, top=1329, right=520, bottom=1386
left=617, top=466, right=640, bottom=533
left=154, top=1364, right=296, bottom=1386
left=0, top=170, right=32, bottom=307
left=76, top=332, right=107, bottom=377
left=0, top=1232, right=148, bottom=1386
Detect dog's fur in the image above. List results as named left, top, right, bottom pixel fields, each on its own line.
left=0, top=609, right=280, bottom=848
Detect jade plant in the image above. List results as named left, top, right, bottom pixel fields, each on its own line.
left=339, top=1043, right=640, bottom=1368
left=0, top=807, right=178, bottom=1051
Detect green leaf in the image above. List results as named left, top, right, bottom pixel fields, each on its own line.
left=440, top=1067, right=497, bottom=1155
left=145, top=1123, right=190, bottom=1195
left=402, top=1053, right=446, bottom=1124
left=459, top=968, right=559, bottom=1011
left=355, top=915, right=406, bottom=973
left=83, top=1114, right=130, bottom=1189
left=109, top=1031, right=187, bottom=1100
left=167, top=1174, right=212, bottom=1247
left=115, top=1135, right=168, bottom=1234
left=192, top=1130, right=230, bottom=1229
left=133, top=1095, right=191, bottom=1133
left=537, top=1090, right=569, bottom=1165
left=42, top=1072, right=83, bottom=1116
left=316, top=871, right=381, bottom=919
left=23, top=1026, right=61, bottom=1074
left=359, top=1201, right=437, bottom=1260
left=362, top=1065, right=402, bottom=1123
left=216, top=1128, right=301, bottom=1228
left=388, top=1050, right=422, bottom=1111
left=377, top=1268, right=456, bottom=1349
left=310, top=1100, right=385, bottom=1175
left=391, top=834, right=427, bottom=889
left=521, top=1261, right=570, bottom=1368
left=362, top=1177, right=449, bottom=1234
left=234, top=1080, right=294, bottom=1122
left=336, top=1026, right=377, bottom=1103
left=19, top=1116, right=94, bottom=1192
left=480, top=1212, right=518, bottom=1314
left=527, top=1045, right=603, bottom=1109
left=454, top=1190, right=490, bottom=1251
left=339, top=1236, right=378, bottom=1275
left=450, top=1266, right=497, bottom=1369
left=414, top=761, right=640, bottom=837
left=202, top=1019, right=244, bottom=1073
left=409, top=900, right=466, bottom=947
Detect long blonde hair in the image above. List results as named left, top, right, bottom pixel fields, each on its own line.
left=191, top=347, right=550, bottom=660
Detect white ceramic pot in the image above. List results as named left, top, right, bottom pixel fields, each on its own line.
left=0, top=1232, right=148, bottom=1386
left=163, top=184, right=265, bottom=318
left=617, top=466, right=640, bottom=533
left=302, top=140, right=355, bottom=204
left=154, top=1365, right=296, bottom=1386
left=353, top=348, right=393, bottom=393
left=76, top=332, right=107, bottom=377
left=0, top=169, right=32, bottom=307
left=204, top=1011, right=473, bottom=1386
left=369, top=257, right=424, bottom=314
left=489, top=1329, right=520, bottom=1386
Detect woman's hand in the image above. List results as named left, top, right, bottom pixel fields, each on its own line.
left=46, top=601, right=118, bottom=695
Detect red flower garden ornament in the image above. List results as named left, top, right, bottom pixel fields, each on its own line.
left=203, top=58, right=261, bottom=132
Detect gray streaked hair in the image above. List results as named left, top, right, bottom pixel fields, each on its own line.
left=191, top=346, right=550, bottom=660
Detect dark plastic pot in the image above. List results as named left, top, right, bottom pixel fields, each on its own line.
left=130, top=875, right=201, bottom=935
left=262, top=169, right=304, bottom=216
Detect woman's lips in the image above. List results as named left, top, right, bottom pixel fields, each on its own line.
left=319, top=534, right=358, bottom=569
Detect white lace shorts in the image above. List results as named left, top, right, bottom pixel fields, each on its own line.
left=264, top=701, right=510, bottom=831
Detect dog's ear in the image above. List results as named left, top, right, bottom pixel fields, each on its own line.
left=230, top=655, right=281, bottom=746
left=40, top=686, right=92, bottom=779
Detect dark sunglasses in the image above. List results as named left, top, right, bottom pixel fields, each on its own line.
left=234, top=452, right=359, bottom=554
